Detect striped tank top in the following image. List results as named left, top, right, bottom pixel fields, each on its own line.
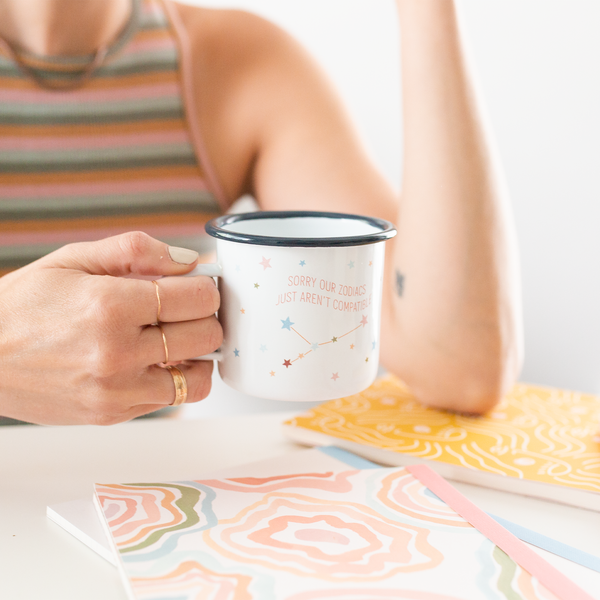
left=0, top=0, right=227, bottom=276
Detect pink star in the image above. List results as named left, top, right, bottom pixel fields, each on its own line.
left=360, top=314, right=368, bottom=327
left=331, top=372, right=339, bottom=381
left=283, top=359, right=292, bottom=368
left=259, top=256, right=272, bottom=270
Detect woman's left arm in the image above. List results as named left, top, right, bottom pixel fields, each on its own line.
left=178, top=1, right=523, bottom=413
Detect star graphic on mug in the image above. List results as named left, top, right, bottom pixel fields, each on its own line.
left=283, top=359, right=292, bottom=368
left=365, top=357, right=369, bottom=362
left=240, top=308, right=246, bottom=314
left=260, top=344, right=267, bottom=352
left=269, top=370, right=275, bottom=377
left=297, top=352, right=304, bottom=359
left=311, top=342, right=319, bottom=351
left=372, top=341, right=376, bottom=349
left=331, top=336, right=338, bottom=343
left=331, top=372, right=339, bottom=381
left=348, top=261, right=355, bottom=269
left=369, top=261, right=373, bottom=266
left=360, top=314, right=368, bottom=327
left=254, top=283, right=260, bottom=289
left=350, top=344, right=355, bottom=350
left=299, top=260, right=306, bottom=267
left=281, top=316, right=294, bottom=330
left=235, top=265, right=241, bottom=272
left=259, top=256, right=272, bottom=270
left=234, top=348, right=240, bottom=357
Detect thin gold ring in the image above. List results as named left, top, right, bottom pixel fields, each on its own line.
left=166, top=365, right=187, bottom=406
left=157, top=323, right=169, bottom=364
left=152, top=280, right=161, bottom=324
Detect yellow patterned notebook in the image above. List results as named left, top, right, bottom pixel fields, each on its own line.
left=283, top=375, right=600, bottom=511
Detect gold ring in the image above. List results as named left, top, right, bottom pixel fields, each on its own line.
left=152, top=280, right=162, bottom=324
left=157, top=323, right=169, bottom=364
left=166, top=365, right=187, bottom=406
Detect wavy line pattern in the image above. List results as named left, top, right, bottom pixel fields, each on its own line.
left=96, top=482, right=212, bottom=554
left=130, top=560, right=254, bottom=600
left=287, top=375, right=600, bottom=494
left=492, top=546, right=557, bottom=600
left=95, top=468, right=552, bottom=599
left=373, top=470, right=471, bottom=528
left=202, top=491, right=443, bottom=581
left=285, top=590, right=465, bottom=600
left=198, top=471, right=354, bottom=494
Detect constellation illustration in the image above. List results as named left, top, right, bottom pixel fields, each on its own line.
left=274, top=314, right=373, bottom=377
left=234, top=254, right=379, bottom=378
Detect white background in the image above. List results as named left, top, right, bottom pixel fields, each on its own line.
left=185, top=0, right=600, bottom=395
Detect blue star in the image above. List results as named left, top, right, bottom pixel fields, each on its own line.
left=233, top=348, right=240, bottom=357
left=311, top=342, right=319, bottom=351
left=260, top=344, right=267, bottom=352
left=235, top=265, right=241, bottom=272
left=372, top=341, right=376, bottom=350
left=348, top=261, right=355, bottom=269
left=299, top=260, right=306, bottom=267
left=281, top=317, right=294, bottom=330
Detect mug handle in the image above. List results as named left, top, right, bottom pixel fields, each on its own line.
left=187, top=263, right=223, bottom=278
left=184, top=262, right=224, bottom=362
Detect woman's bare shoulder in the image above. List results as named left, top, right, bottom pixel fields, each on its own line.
left=169, top=2, right=295, bottom=67
left=166, top=2, right=332, bottom=202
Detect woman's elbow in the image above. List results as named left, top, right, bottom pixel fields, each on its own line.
left=389, top=337, right=522, bottom=416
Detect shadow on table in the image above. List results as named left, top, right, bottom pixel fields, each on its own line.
left=0, top=407, right=178, bottom=426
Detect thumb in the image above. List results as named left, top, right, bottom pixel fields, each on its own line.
left=44, top=232, right=199, bottom=277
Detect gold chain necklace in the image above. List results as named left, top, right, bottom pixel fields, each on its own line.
left=0, top=0, right=138, bottom=91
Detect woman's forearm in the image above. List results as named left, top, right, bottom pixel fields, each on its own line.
left=381, top=0, right=523, bottom=412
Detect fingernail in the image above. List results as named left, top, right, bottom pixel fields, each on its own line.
left=168, top=246, right=198, bottom=265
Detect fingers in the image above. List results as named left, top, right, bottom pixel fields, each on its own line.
left=132, top=275, right=220, bottom=327
left=89, top=361, right=214, bottom=425
left=41, top=232, right=219, bottom=327
left=44, top=231, right=199, bottom=278
left=141, top=317, right=223, bottom=365
left=52, top=274, right=220, bottom=379
left=81, top=273, right=219, bottom=330
left=154, top=276, right=220, bottom=323
left=143, top=361, right=214, bottom=406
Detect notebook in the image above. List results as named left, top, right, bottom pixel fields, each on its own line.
left=93, top=459, right=592, bottom=600
left=48, top=447, right=600, bottom=577
left=283, top=375, right=600, bottom=511
left=48, top=448, right=355, bottom=567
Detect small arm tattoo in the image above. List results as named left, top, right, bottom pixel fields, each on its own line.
left=395, top=269, right=405, bottom=297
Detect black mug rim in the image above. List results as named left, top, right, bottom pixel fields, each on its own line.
left=205, top=210, right=397, bottom=247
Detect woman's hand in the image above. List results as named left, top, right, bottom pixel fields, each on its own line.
left=0, top=232, right=222, bottom=425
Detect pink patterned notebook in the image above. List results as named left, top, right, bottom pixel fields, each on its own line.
left=94, top=464, right=590, bottom=600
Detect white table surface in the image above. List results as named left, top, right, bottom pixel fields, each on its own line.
left=1, top=373, right=599, bottom=599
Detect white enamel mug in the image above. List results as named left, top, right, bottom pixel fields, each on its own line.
left=189, top=211, right=396, bottom=401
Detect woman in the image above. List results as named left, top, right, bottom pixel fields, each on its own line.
left=0, top=0, right=522, bottom=424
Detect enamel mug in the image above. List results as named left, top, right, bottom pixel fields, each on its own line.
left=191, top=211, right=396, bottom=401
